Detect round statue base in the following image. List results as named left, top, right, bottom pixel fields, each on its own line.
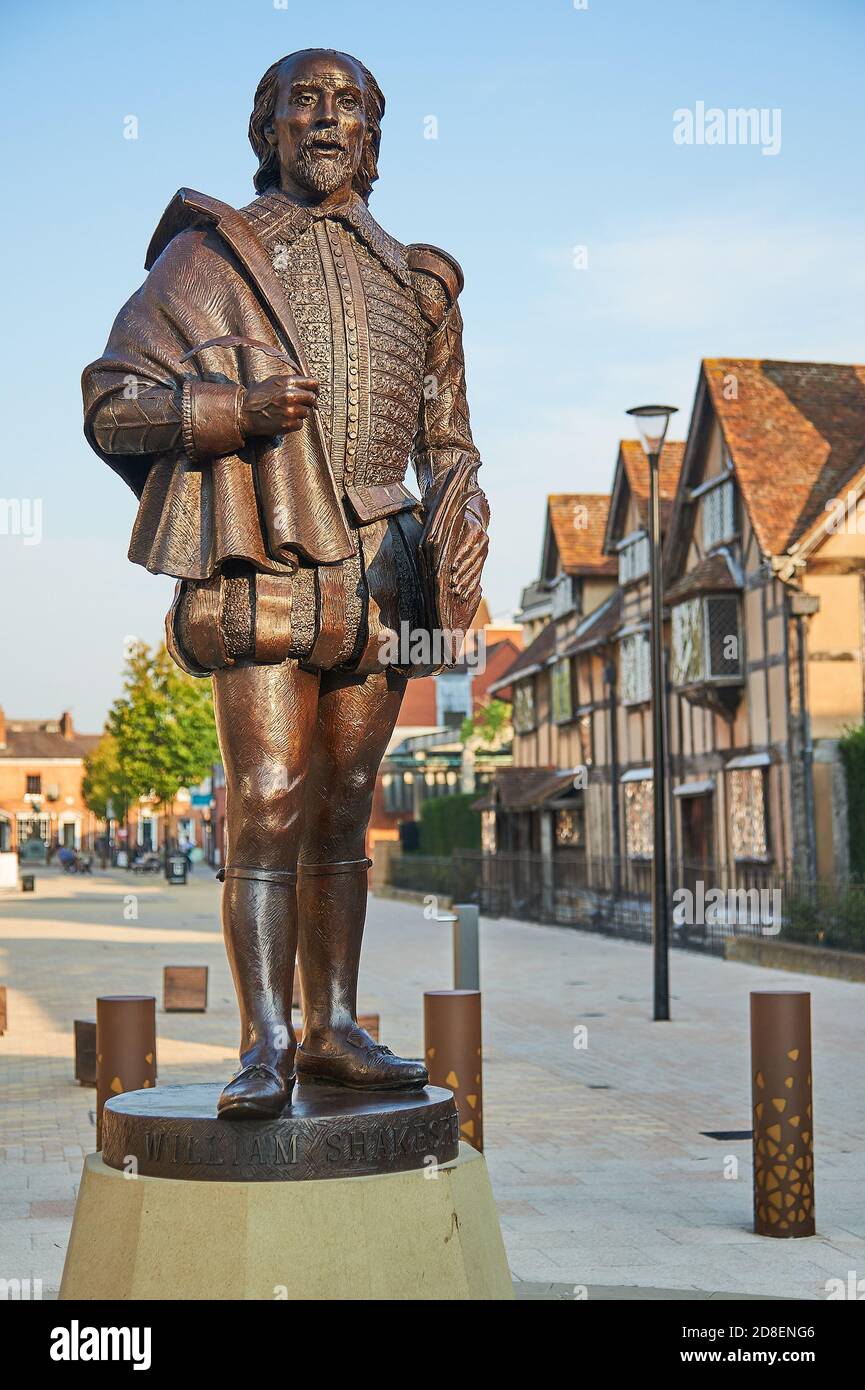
left=100, top=1081, right=461, bottom=1182
left=60, top=1143, right=513, bottom=1300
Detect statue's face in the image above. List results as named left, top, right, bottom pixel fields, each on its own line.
left=266, top=52, right=367, bottom=199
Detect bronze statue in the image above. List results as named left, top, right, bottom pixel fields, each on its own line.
left=82, top=49, right=489, bottom=1119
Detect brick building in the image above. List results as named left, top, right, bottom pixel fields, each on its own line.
left=0, top=708, right=102, bottom=857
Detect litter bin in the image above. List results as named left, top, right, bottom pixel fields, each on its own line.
left=167, top=855, right=188, bottom=886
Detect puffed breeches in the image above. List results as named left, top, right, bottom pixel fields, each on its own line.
left=166, top=511, right=426, bottom=677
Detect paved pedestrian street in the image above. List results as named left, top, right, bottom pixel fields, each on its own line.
left=1, top=868, right=863, bottom=1300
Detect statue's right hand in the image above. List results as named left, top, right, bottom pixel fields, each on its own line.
left=239, top=375, right=319, bottom=436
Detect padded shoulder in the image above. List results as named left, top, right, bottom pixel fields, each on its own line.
left=145, top=188, right=235, bottom=270
left=406, top=243, right=464, bottom=307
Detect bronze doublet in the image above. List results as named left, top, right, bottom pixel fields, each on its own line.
left=243, top=191, right=429, bottom=520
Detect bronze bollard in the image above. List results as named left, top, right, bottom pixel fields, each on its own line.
left=73, top=1019, right=97, bottom=1087
left=96, top=995, right=157, bottom=1149
left=424, top=989, right=482, bottom=1152
left=750, top=991, right=814, bottom=1237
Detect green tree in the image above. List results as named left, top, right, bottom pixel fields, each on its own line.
left=460, top=698, right=510, bottom=747
left=107, top=641, right=220, bottom=857
left=82, top=731, right=133, bottom=824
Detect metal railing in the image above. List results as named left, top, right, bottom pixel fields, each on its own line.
left=385, top=850, right=865, bottom=956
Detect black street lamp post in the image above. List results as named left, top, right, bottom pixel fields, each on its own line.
left=626, top=404, right=678, bottom=1021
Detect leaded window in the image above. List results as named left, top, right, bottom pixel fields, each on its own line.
left=702, top=479, right=736, bottom=549
left=625, top=779, right=654, bottom=859
left=551, top=575, right=578, bottom=619
left=618, top=533, right=650, bottom=585
left=671, top=599, right=704, bottom=685
left=729, top=768, right=768, bottom=859
left=706, top=596, right=741, bottom=678
left=555, top=806, right=584, bottom=847
left=513, top=680, right=536, bottom=733
left=620, top=632, right=651, bottom=704
left=551, top=659, right=573, bottom=724
left=578, top=713, right=593, bottom=767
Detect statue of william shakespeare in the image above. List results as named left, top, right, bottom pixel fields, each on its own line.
left=83, top=50, right=489, bottom=1119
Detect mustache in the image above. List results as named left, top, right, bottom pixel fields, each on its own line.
left=300, top=132, right=349, bottom=154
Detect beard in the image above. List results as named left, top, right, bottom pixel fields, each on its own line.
left=292, top=143, right=356, bottom=196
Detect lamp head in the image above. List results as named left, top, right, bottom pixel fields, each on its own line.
left=626, top=404, right=678, bottom=457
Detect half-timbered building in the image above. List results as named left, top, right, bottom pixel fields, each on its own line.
left=479, top=359, right=865, bottom=922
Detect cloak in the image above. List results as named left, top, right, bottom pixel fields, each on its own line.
left=82, top=189, right=356, bottom=580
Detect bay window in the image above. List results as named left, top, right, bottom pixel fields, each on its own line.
left=671, top=595, right=742, bottom=688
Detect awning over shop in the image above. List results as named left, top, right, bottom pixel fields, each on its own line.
left=471, top=766, right=583, bottom=812
left=620, top=766, right=653, bottom=783
left=725, top=751, right=771, bottom=769
left=673, top=779, right=715, bottom=797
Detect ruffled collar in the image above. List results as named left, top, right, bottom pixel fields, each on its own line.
left=241, top=187, right=412, bottom=290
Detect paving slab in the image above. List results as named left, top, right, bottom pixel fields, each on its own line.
left=1, top=867, right=862, bottom=1300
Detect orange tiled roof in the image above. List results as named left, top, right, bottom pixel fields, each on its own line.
left=620, top=440, right=686, bottom=531
left=548, top=494, right=617, bottom=576
left=704, top=359, right=865, bottom=556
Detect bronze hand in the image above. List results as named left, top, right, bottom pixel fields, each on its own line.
left=180, top=334, right=319, bottom=439
left=240, top=374, right=319, bottom=436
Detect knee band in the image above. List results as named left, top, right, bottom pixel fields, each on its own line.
left=216, top=865, right=298, bottom=885
left=296, top=858, right=372, bottom=878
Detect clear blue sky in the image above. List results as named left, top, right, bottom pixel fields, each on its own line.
left=2, top=0, right=863, bottom=729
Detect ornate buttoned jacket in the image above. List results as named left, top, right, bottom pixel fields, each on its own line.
left=83, top=185, right=481, bottom=583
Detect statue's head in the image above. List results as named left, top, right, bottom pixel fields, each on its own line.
left=249, top=49, right=384, bottom=202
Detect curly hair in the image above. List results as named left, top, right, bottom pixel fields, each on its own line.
left=249, top=50, right=385, bottom=203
